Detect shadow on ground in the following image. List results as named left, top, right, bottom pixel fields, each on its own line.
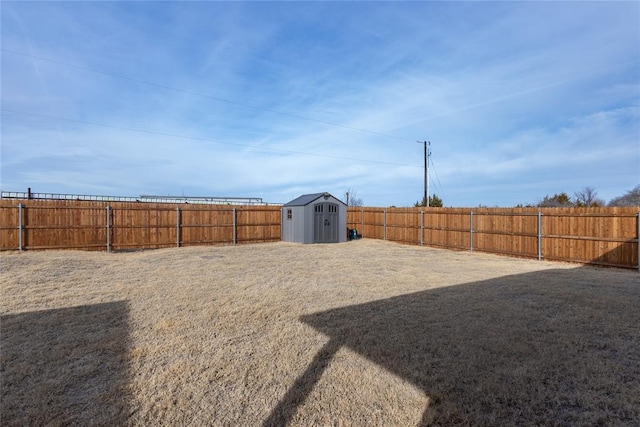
left=1, top=301, right=130, bottom=426
left=265, top=267, right=640, bottom=426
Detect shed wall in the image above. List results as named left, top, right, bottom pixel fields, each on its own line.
left=281, top=194, right=347, bottom=244
left=282, top=206, right=306, bottom=243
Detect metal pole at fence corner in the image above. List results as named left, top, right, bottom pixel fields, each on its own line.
left=106, top=206, right=111, bottom=253
left=420, top=210, right=424, bottom=246
left=18, top=203, right=24, bottom=252
left=538, top=211, right=543, bottom=261
left=469, top=210, right=473, bottom=251
left=233, top=208, right=237, bottom=244
left=176, top=207, right=181, bottom=247
left=383, top=208, right=387, bottom=240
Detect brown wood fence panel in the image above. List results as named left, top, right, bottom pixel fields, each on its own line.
left=236, top=206, right=281, bottom=243
left=111, top=206, right=178, bottom=250
left=346, top=208, right=364, bottom=235
left=539, top=207, right=638, bottom=267
left=472, top=210, right=539, bottom=258
left=0, top=205, right=20, bottom=250
left=180, top=206, right=234, bottom=247
left=15, top=205, right=107, bottom=250
left=361, top=208, right=385, bottom=240
left=424, top=208, right=471, bottom=250
left=385, top=209, right=421, bottom=245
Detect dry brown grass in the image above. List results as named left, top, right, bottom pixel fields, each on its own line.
left=1, top=240, right=639, bottom=426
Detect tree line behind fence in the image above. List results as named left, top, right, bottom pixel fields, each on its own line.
left=1, top=200, right=638, bottom=269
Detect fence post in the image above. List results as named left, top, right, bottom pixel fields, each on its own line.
left=383, top=208, right=387, bottom=240
left=637, top=211, right=639, bottom=273
left=233, top=208, right=237, bottom=244
left=470, top=210, right=474, bottom=252
left=420, top=210, right=424, bottom=246
left=176, top=207, right=181, bottom=247
left=361, top=207, right=365, bottom=238
left=538, top=211, right=543, bottom=261
left=18, top=203, right=23, bottom=251
left=106, top=206, right=111, bottom=253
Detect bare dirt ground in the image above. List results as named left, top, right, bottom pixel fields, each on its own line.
left=1, top=239, right=639, bottom=426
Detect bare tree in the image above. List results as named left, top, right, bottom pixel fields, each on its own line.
left=608, top=185, right=640, bottom=207
left=344, top=188, right=363, bottom=207
left=574, top=186, right=605, bottom=207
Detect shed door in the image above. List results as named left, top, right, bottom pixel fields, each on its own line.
left=314, top=203, right=339, bottom=243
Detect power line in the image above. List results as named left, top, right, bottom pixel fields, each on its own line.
left=1, top=48, right=414, bottom=142
left=429, top=155, right=445, bottom=202
left=0, top=109, right=420, bottom=168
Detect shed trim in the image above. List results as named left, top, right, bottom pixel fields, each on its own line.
left=283, top=192, right=346, bottom=207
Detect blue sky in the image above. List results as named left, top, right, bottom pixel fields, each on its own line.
left=2, top=1, right=639, bottom=207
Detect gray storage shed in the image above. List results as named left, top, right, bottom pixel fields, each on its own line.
left=282, top=192, right=347, bottom=244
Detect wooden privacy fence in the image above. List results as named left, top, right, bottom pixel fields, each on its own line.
left=347, top=207, right=640, bottom=270
left=0, top=200, right=280, bottom=252
left=1, top=200, right=638, bottom=270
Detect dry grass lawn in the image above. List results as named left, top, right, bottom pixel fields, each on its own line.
left=1, top=240, right=639, bottom=426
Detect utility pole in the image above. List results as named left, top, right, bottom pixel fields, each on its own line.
left=417, top=140, right=431, bottom=206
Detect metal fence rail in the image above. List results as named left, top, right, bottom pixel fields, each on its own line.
left=1, top=190, right=270, bottom=205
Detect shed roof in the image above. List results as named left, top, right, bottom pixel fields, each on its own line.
left=283, top=192, right=345, bottom=207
